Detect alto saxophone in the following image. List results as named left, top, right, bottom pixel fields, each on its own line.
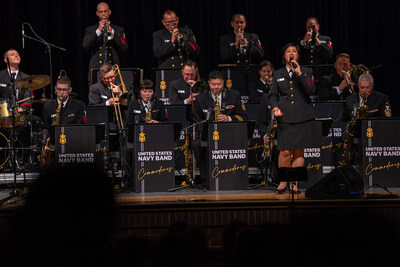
left=145, top=98, right=152, bottom=123
left=214, top=93, right=221, bottom=122
left=43, top=98, right=63, bottom=167
left=340, top=96, right=369, bottom=166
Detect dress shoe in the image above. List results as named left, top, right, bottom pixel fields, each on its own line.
left=275, top=188, right=286, bottom=194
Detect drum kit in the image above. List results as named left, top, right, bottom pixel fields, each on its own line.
left=0, top=75, right=50, bottom=172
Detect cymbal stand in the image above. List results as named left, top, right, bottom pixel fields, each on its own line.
left=22, top=22, right=66, bottom=100
left=5, top=58, right=22, bottom=196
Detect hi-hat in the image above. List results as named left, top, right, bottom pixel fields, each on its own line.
left=14, top=75, right=50, bottom=91
left=32, top=98, right=52, bottom=104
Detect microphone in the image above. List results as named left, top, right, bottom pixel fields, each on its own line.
left=289, top=57, right=297, bottom=69
left=22, top=24, right=25, bottom=49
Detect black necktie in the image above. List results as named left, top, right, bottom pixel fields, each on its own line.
left=10, top=72, right=16, bottom=81
left=289, top=69, right=293, bottom=78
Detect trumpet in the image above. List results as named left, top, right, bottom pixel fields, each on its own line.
left=102, top=15, right=113, bottom=41
left=341, top=69, right=355, bottom=94
left=238, top=28, right=247, bottom=54
left=171, top=25, right=184, bottom=46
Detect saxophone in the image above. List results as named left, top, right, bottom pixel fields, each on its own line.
left=145, top=98, right=152, bottom=123
left=214, top=93, right=221, bottom=122
left=262, top=117, right=277, bottom=160
left=339, top=96, right=369, bottom=166
left=43, top=98, right=63, bottom=167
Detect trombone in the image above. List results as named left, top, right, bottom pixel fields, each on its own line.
left=109, top=64, right=129, bottom=132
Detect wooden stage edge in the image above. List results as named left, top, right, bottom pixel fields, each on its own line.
left=113, top=186, right=400, bottom=210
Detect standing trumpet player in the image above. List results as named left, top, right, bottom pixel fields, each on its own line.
left=220, top=13, right=264, bottom=65
left=82, top=2, right=128, bottom=85
left=153, top=10, right=200, bottom=69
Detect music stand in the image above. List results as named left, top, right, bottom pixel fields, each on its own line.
left=278, top=167, right=307, bottom=203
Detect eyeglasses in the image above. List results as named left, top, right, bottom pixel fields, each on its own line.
left=102, top=75, right=115, bottom=81
left=56, top=88, right=69, bottom=92
left=183, top=72, right=196, bottom=77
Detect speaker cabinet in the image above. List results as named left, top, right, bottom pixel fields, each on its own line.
left=305, top=166, right=363, bottom=199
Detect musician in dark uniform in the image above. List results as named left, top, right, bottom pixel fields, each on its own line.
left=319, top=53, right=354, bottom=100
left=153, top=10, right=200, bottom=69
left=88, top=63, right=122, bottom=106
left=344, top=73, right=391, bottom=120
left=82, top=2, right=128, bottom=84
left=193, top=70, right=247, bottom=184
left=0, top=49, right=31, bottom=111
left=298, top=17, right=333, bottom=65
left=194, top=70, right=247, bottom=124
left=168, top=60, right=200, bottom=105
left=220, top=13, right=264, bottom=65
left=126, top=80, right=167, bottom=124
left=248, top=60, right=274, bottom=103
left=269, top=43, right=316, bottom=193
left=42, top=76, right=86, bottom=131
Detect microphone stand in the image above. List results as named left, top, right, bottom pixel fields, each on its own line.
left=22, top=22, right=66, bottom=100
left=168, top=119, right=210, bottom=192
left=5, top=58, right=21, bottom=196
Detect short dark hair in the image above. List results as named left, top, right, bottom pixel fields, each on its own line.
left=281, top=43, right=300, bottom=64
left=259, top=60, right=274, bottom=72
left=56, top=76, right=71, bottom=87
left=306, top=17, right=319, bottom=25
left=208, top=70, right=223, bottom=80
left=3, top=48, right=17, bottom=59
left=163, top=10, right=177, bottom=19
left=336, top=53, right=351, bottom=60
left=100, top=63, right=113, bottom=75
left=232, top=13, right=246, bottom=22
left=140, top=79, right=154, bottom=90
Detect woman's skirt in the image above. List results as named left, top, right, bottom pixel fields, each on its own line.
left=277, top=119, right=321, bottom=150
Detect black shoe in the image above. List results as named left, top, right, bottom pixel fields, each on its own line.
left=276, top=188, right=286, bottom=194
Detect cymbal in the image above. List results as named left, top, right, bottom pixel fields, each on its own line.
left=32, top=98, right=51, bottom=104
left=14, top=75, right=50, bottom=91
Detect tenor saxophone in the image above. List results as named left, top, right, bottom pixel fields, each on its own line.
left=43, top=98, right=63, bottom=167
left=339, top=96, right=369, bottom=166
left=183, top=129, right=193, bottom=183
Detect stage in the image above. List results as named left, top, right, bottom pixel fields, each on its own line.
left=2, top=180, right=400, bottom=251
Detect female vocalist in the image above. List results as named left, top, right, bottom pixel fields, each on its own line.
left=269, top=43, right=316, bottom=193
left=126, top=79, right=168, bottom=124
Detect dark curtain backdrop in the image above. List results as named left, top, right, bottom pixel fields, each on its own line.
left=1, top=0, right=398, bottom=116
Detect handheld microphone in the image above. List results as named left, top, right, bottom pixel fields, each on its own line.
left=22, top=24, right=25, bottom=49
left=289, top=57, right=297, bottom=69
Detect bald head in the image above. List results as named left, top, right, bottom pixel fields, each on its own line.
left=96, top=2, right=111, bottom=21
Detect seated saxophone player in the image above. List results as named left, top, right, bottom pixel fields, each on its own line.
left=344, top=73, right=391, bottom=121
left=42, top=76, right=87, bottom=156
left=126, top=79, right=168, bottom=124
left=88, top=63, right=121, bottom=106
left=318, top=53, right=354, bottom=100
left=192, top=70, right=248, bottom=184
left=168, top=60, right=200, bottom=106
